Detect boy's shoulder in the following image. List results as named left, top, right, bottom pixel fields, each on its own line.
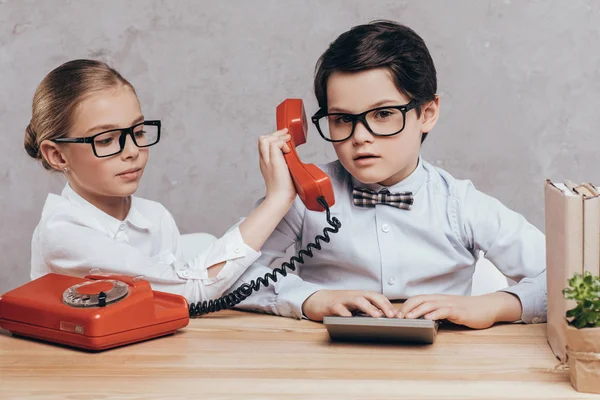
left=421, top=159, right=512, bottom=223
left=421, top=159, right=477, bottom=201
left=317, top=159, right=349, bottom=182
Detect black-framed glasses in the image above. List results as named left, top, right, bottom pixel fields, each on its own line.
left=311, top=100, right=418, bottom=142
left=53, top=120, right=161, bottom=158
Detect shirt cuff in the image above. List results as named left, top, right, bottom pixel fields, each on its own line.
left=271, top=276, right=324, bottom=319
left=175, top=226, right=261, bottom=284
left=500, top=281, right=547, bottom=324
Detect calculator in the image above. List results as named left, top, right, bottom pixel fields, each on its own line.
left=323, top=315, right=439, bottom=344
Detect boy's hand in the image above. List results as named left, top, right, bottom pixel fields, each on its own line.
left=398, top=292, right=523, bottom=329
left=258, top=128, right=296, bottom=207
left=302, top=290, right=398, bottom=321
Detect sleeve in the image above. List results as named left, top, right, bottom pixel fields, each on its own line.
left=38, top=207, right=261, bottom=304
left=227, top=197, right=325, bottom=319
left=456, top=181, right=547, bottom=323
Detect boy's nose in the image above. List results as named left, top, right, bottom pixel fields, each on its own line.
left=352, top=121, right=374, bottom=145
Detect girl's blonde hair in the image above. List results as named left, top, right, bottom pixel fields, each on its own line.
left=24, top=59, right=135, bottom=170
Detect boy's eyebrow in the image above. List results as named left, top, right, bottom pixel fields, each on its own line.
left=85, top=115, right=145, bottom=134
left=328, top=100, right=401, bottom=113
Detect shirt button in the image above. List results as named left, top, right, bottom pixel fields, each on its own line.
left=119, top=224, right=125, bottom=231
left=387, top=276, right=396, bottom=285
left=181, top=270, right=192, bottom=278
left=532, top=317, right=540, bottom=324
left=381, top=224, right=390, bottom=233
left=233, top=247, right=240, bottom=254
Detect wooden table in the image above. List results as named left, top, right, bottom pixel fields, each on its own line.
left=0, top=310, right=597, bottom=399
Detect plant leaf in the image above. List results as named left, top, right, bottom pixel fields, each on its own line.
left=575, top=317, right=588, bottom=329
left=564, top=272, right=600, bottom=326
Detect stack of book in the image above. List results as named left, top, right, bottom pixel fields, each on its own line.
left=545, top=180, right=600, bottom=394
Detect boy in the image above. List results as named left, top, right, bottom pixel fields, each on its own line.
left=231, top=20, right=546, bottom=329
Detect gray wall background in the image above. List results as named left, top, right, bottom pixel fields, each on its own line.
left=1, top=0, right=599, bottom=294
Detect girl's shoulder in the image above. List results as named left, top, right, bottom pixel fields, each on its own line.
left=131, top=196, right=170, bottom=216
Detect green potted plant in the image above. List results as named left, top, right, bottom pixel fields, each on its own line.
left=562, top=271, right=600, bottom=393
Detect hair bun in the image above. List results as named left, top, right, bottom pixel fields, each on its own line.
left=24, top=123, right=41, bottom=159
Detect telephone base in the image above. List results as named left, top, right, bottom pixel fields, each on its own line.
left=0, top=317, right=186, bottom=351
left=0, top=273, right=190, bottom=351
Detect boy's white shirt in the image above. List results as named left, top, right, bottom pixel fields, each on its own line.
left=30, top=183, right=261, bottom=303
left=230, top=156, right=547, bottom=324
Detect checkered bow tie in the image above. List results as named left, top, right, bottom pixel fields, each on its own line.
left=352, top=187, right=414, bottom=210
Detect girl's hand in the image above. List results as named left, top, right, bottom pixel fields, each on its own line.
left=258, top=128, right=296, bottom=207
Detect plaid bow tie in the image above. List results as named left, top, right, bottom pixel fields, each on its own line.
left=352, top=187, right=414, bottom=210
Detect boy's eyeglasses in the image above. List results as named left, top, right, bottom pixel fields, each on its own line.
left=52, top=120, right=161, bottom=158
left=311, top=100, right=418, bottom=143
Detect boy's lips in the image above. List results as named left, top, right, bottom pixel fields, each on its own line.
left=353, top=153, right=381, bottom=161
left=353, top=153, right=381, bottom=167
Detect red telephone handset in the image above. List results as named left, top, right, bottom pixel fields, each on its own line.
left=276, top=99, right=335, bottom=211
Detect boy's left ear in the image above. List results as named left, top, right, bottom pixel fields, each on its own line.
left=420, top=95, right=440, bottom=133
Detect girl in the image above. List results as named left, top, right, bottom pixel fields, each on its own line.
left=25, top=59, right=295, bottom=304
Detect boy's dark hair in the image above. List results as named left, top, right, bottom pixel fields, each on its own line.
left=314, top=20, right=437, bottom=142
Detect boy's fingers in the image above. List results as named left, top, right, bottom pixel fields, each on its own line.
left=405, top=301, right=438, bottom=319
left=331, top=303, right=353, bottom=317
left=399, top=295, right=439, bottom=316
left=364, top=293, right=396, bottom=318
left=351, top=297, right=383, bottom=318
left=424, top=307, right=450, bottom=321
left=398, top=296, right=425, bottom=316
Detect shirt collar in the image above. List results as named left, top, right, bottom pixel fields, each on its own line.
left=350, top=155, right=427, bottom=195
left=61, top=184, right=154, bottom=233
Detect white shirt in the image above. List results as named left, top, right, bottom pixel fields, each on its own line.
left=30, top=184, right=261, bottom=303
left=230, top=157, right=547, bottom=323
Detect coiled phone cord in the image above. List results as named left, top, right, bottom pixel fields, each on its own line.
left=188, top=196, right=341, bottom=316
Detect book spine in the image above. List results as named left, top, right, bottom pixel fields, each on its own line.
left=545, top=180, right=583, bottom=362
left=583, top=196, right=600, bottom=277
